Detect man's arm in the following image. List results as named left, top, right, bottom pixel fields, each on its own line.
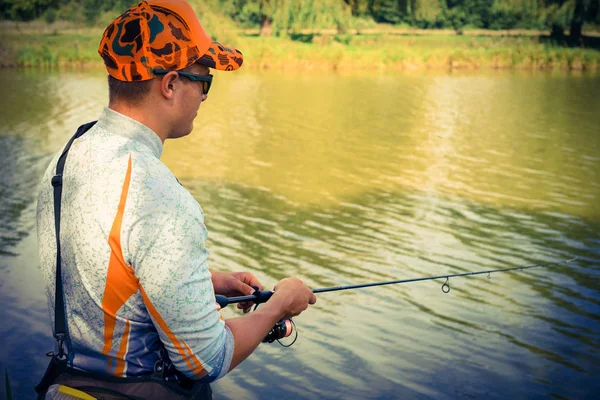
left=128, top=206, right=233, bottom=381
left=129, top=207, right=315, bottom=380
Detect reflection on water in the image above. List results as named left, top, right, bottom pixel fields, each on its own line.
left=0, top=68, right=598, bottom=399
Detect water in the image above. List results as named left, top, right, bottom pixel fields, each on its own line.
left=0, top=67, right=598, bottom=399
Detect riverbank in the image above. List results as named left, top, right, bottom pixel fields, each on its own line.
left=1, top=22, right=599, bottom=70
left=243, top=34, right=600, bottom=71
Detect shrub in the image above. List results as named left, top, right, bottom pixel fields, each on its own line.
left=43, top=8, right=57, bottom=24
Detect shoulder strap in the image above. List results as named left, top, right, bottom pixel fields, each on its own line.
left=51, top=120, right=97, bottom=358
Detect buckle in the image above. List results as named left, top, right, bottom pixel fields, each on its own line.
left=54, top=333, right=66, bottom=359
left=51, top=174, right=63, bottom=187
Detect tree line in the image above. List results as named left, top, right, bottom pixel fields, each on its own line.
left=2, top=0, right=599, bottom=40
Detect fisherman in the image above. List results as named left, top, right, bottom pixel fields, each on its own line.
left=35, top=0, right=316, bottom=398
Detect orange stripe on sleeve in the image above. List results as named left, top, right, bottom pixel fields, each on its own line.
left=181, top=339, right=205, bottom=375
left=139, top=285, right=207, bottom=377
left=101, top=155, right=140, bottom=375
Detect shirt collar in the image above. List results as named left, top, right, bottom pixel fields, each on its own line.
left=96, top=107, right=163, bottom=159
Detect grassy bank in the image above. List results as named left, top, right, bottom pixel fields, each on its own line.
left=241, top=34, right=600, bottom=70
left=1, top=22, right=599, bottom=71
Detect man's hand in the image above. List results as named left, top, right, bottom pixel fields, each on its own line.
left=211, top=271, right=263, bottom=313
left=271, top=277, right=317, bottom=319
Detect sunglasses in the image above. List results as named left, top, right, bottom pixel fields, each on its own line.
left=153, top=69, right=213, bottom=95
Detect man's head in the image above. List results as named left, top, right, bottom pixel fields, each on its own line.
left=98, top=0, right=243, bottom=139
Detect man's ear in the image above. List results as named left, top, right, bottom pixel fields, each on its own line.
left=159, top=71, right=179, bottom=99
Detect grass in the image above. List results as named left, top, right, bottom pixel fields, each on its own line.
left=1, top=30, right=102, bottom=67
left=237, top=34, right=600, bottom=71
left=1, top=22, right=599, bottom=71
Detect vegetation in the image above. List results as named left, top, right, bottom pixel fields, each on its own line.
left=1, top=0, right=599, bottom=70
left=224, top=0, right=599, bottom=41
left=2, top=1, right=599, bottom=37
left=2, top=28, right=597, bottom=70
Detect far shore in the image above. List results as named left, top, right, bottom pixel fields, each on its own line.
left=1, top=22, right=599, bottom=71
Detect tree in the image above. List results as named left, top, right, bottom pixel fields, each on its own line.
left=570, top=0, right=590, bottom=42
left=3, top=0, right=58, bottom=21
left=371, top=0, right=404, bottom=23
left=413, top=0, right=443, bottom=27
left=343, top=0, right=371, bottom=16
left=233, top=0, right=352, bottom=37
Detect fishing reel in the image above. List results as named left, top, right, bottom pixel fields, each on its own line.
left=263, top=318, right=296, bottom=346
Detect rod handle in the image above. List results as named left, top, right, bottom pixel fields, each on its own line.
left=215, top=290, right=275, bottom=309
left=215, top=295, right=230, bottom=309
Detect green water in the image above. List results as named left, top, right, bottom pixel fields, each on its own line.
left=0, top=67, right=598, bottom=399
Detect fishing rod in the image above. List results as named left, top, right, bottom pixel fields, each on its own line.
left=216, top=257, right=577, bottom=346
left=216, top=257, right=577, bottom=308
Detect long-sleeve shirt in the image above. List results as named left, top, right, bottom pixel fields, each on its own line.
left=36, top=107, right=233, bottom=381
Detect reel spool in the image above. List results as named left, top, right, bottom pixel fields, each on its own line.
left=262, top=319, right=297, bottom=347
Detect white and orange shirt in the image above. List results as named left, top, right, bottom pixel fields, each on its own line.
left=37, top=107, right=233, bottom=381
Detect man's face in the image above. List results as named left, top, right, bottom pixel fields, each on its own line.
left=171, top=63, right=211, bottom=139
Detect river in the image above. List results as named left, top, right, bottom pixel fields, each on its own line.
left=0, top=67, right=598, bottom=399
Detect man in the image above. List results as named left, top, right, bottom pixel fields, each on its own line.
left=36, top=0, right=316, bottom=398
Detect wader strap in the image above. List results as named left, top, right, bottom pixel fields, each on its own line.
left=51, top=121, right=97, bottom=355
left=35, top=121, right=96, bottom=396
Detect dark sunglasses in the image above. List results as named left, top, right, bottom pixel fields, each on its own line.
left=153, top=69, right=213, bottom=95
